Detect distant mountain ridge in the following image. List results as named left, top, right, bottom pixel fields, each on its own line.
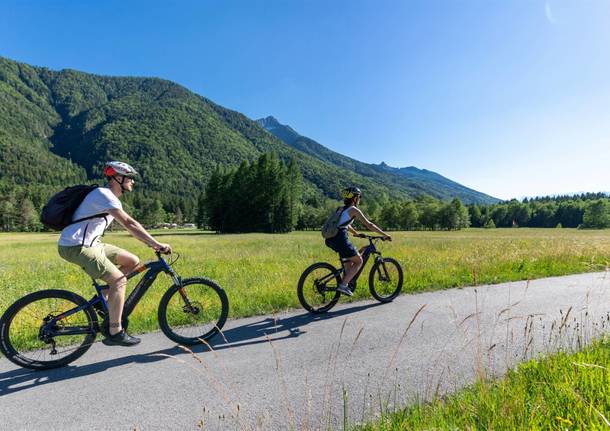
left=256, top=116, right=498, bottom=204
left=255, top=116, right=301, bottom=146
left=0, top=55, right=497, bottom=210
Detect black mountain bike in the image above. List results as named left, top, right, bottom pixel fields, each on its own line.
left=297, top=235, right=403, bottom=313
left=0, top=251, right=229, bottom=370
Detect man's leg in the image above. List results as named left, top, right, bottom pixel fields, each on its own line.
left=101, top=269, right=128, bottom=336
left=102, top=245, right=139, bottom=301
left=58, top=244, right=139, bottom=345
left=100, top=268, right=141, bottom=346
left=114, top=250, right=140, bottom=275
left=104, top=244, right=140, bottom=276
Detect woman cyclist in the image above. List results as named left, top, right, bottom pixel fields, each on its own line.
left=325, top=186, right=391, bottom=296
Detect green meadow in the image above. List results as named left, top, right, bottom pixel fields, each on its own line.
left=2, top=228, right=610, bottom=427
left=1, top=228, right=610, bottom=335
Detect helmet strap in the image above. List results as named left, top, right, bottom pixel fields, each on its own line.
left=111, top=175, right=128, bottom=193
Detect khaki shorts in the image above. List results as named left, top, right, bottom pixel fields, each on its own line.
left=58, top=243, right=126, bottom=280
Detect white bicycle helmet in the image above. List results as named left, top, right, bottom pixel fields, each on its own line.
left=103, top=161, right=139, bottom=192
left=103, top=161, right=139, bottom=178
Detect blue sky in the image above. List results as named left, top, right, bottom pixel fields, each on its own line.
left=1, top=0, right=609, bottom=200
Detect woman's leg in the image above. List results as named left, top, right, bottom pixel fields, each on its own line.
left=341, top=254, right=363, bottom=285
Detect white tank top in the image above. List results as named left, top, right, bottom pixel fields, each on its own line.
left=338, top=206, right=355, bottom=228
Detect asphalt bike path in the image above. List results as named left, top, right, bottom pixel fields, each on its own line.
left=1, top=272, right=609, bottom=430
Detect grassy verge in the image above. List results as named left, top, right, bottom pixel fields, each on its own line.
left=0, top=228, right=609, bottom=337
left=357, top=336, right=610, bottom=430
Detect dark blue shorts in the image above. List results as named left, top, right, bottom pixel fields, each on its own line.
left=325, top=229, right=358, bottom=259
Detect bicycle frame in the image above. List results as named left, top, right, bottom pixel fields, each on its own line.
left=315, top=236, right=384, bottom=291
left=341, top=238, right=383, bottom=284
left=41, top=253, right=182, bottom=337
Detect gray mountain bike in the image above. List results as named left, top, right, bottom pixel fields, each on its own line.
left=297, top=235, right=403, bottom=313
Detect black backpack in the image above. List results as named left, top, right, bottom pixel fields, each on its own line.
left=40, top=185, right=107, bottom=231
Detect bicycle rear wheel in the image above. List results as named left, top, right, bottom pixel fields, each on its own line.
left=297, top=262, right=341, bottom=313
left=158, top=277, right=229, bottom=345
left=0, top=289, right=98, bottom=370
left=369, top=257, right=403, bottom=303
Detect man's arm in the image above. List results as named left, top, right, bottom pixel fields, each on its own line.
left=107, top=208, right=172, bottom=253
left=349, top=207, right=392, bottom=240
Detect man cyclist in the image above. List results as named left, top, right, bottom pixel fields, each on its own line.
left=325, top=186, right=391, bottom=296
left=57, top=161, right=172, bottom=346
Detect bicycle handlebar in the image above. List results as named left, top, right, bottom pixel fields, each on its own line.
left=154, top=246, right=172, bottom=256
left=358, top=234, right=390, bottom=241
left=155, top=250, right=180, bottom=267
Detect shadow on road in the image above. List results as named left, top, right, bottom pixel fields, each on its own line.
left=210, top=300, right=382, bottom=351
left=0, top=301, right=382, bottom=397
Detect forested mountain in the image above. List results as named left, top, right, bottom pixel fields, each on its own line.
left=256, top=116, right=498, bottom=204
left=0, top=55, right=497, bottom=229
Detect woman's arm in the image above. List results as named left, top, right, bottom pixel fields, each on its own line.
left=348, top=207, right=392, bottom=240
left=347, top=224, right=363, bottom=237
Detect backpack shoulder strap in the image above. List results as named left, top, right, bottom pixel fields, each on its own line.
left=337, top=205, right=354, bottom=227
left=72, top=213, right=110, bottom=224
left=71, top=186, right=109, bottom=225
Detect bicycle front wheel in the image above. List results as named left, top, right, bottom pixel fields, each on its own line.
left=297, top=262, right=341, bottom=313
left=369, top=257, right=403, bottom=303
left=0, top=289, right=98, bottom=370
left=158, top=277, right=229, bottom=345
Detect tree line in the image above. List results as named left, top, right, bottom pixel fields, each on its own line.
left=292, top=194, right=610, bottom=231
left=468, top=196, right=610, bottom=229
left=1, top=160, right=610, bottom=232
left=294, top=195, right=470, bottom=231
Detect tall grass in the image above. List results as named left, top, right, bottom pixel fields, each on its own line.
left=357, top=336, right=610, bottom=430
left=1, top=228, right=609, bottom=336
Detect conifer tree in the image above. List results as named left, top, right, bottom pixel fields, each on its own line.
left=19, top=198, right=39, bottom=231
left=582, top=200, right=610, bottom=228
left=286, top=157, right=302, bottom=230
left=400, top=201, right=419, bottom=230
left=196, top=192, right=206, bottom=229
left=0, top=198, right=17, bottom=232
